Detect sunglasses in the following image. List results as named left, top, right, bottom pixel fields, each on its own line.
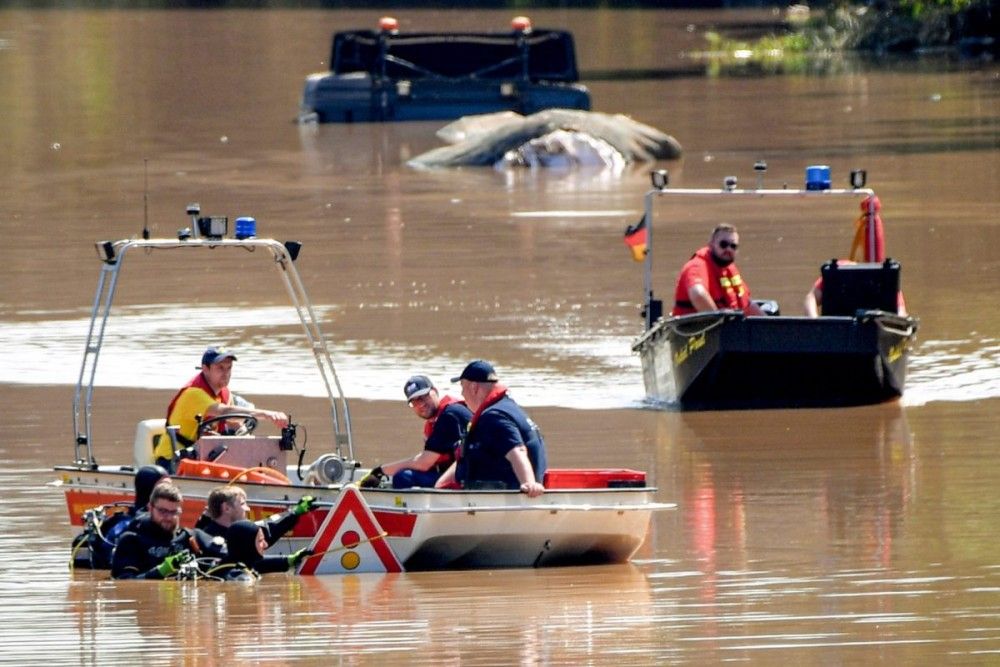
left=718, top=240, right=739, bottom=250
left=152, top=505, right=182, bottom=517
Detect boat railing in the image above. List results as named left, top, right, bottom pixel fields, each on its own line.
left=861, top=310, right=919, bottom=337
left=72, top=236, right=353, bottom=469
left=665, top=310, right=740, bottom=337
left=378, top=501, right=676, bottom=515
left=632, top=309, right=740, bottom=350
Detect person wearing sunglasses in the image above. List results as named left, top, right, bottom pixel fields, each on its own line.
left=111, top=482, right=220, bottom=580
left=671, top=223, right=765, bottom=317
left=360, top=375, right=472, bottom=490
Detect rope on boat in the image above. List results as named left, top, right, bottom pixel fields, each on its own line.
left=305, top=531, right=389, bottom=559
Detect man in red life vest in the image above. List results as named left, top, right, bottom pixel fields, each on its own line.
left=360, top=375, right=472, bottom=489
left=157, top=347, right=289, bottom=464
left=435, top=361, right=547, bottom=498
left=672, top=223, right=765, bottom=317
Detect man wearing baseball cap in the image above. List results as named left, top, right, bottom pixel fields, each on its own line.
left=360, top=374, right=472, bottom=489
left=435, top=360, right=547, bottom=497
left=156, top=346, right=289, bottom=468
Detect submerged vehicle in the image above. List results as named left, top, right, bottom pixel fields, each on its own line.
left=57, top=206, right=670, bottom=573
left=298, top=16, right=590, bottom=124
left=407, top=109, right=683, bottom=170
left=631, top=164, right=919, bottom=411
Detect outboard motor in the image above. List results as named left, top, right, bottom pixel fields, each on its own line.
left=303, top=453, right=358, bottom=485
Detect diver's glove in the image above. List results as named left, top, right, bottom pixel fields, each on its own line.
left=359, top=466, right=386, bottom=489
left=156, top=550, right=193, bottom=578
left=287, top=548, right=314, bottom=567
left=293, top=495, right=318, bottom=516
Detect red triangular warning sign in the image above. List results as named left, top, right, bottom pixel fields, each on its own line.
left=297, top=486, right=403, bottom=575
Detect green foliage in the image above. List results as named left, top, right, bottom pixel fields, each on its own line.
left=696, top=0, right=989, bottom=68
left=899, top=0, right=976, bottom=18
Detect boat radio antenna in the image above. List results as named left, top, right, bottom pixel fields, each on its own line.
left=142, top=158, right=150, bottom=240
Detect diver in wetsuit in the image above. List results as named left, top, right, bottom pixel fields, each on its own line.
left=211, top=520, right=312, bottom=581
left=111, top=482, right=222, bottom=580
left=71, top=464, right=170, bottom=569
left=194, top=485, right=318, bottom=547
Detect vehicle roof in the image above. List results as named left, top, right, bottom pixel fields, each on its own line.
left=330, top=29, right=580, bottom=82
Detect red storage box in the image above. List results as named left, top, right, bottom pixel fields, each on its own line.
left=543, top=468, right=646, bottom=489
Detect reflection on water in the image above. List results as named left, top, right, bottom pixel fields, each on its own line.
left=2, top=7, right=999, bottom=664
left=3, top=303, right=998, bottom=410
left=904, top=337, right=1000, bottom=406
left=0, top=304, right=644, bottom=409
left=9, top=558, right=656, bottom=664
left=664, top=404, right=916, bottom=572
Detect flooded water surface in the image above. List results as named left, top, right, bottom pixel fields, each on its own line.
left=1, top=7, right=999, bottom=665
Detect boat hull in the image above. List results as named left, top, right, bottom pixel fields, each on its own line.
left=56, top=466, right=665, bottom=570
left=633, top=311, right=918, bottom=410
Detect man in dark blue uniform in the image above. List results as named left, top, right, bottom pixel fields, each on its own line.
left=361, top=375, right=472, bottom=489
left=436, top=360, right=547, bottom=497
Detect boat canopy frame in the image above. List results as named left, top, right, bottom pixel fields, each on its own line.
left=71, top=237, right=353, bottom=468
left=638, top=173, right=880, bottom=331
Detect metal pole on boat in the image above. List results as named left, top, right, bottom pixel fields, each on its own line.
left=270, top=244, right=355, bottom=461
left=643, top=188, right=654, bottom=330
left=73, top=244, right=126, bottom=467
left=643, top=169, right=669, bottom=330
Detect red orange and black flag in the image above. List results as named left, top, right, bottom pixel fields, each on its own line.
left=623, top=215, right=647, bottom=262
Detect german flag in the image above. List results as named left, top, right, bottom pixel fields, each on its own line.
left=623, top=215, right=647, bottom=262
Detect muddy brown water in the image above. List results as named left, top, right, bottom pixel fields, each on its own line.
left=1, top=8, right=999, bottom=664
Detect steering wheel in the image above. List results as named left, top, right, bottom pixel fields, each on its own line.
left=197, top=413, right=258, bottom=439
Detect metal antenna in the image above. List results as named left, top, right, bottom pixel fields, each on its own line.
left=142, top=158, right=150, bottom=240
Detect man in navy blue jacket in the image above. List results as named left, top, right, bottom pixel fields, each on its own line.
left=435, top=360, right=547, bottom=497
left=361, top=375, right=472, bottom=489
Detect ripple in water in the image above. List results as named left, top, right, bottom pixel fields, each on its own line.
left=1, top=306, right=996, bottom=410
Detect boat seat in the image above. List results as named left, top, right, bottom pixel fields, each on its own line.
left=820, top=259, right=900, bottom=316
left=133, top=418, right=167, bottom=468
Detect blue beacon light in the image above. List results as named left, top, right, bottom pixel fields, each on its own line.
left=234, top=217, right=257, bottom=239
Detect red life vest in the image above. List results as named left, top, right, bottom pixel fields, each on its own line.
left=468, top=384, right=509, bottom=431
left=423, top=394, right=464, bottom=440
left=164, top=373, right=232, bottom=430
left=672, top=246, right=751, bottom=315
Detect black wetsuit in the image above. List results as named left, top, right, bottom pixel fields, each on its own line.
left=194, top=508, right=300, bottom=548
left=214, top=520, right=291, bottom=580
left=111, top=516, right=196, bottom=580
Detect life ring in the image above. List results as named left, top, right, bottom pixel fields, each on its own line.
left=175, top=459, right=290, bottom=485
left=229, top=466, right=291, bottom=486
